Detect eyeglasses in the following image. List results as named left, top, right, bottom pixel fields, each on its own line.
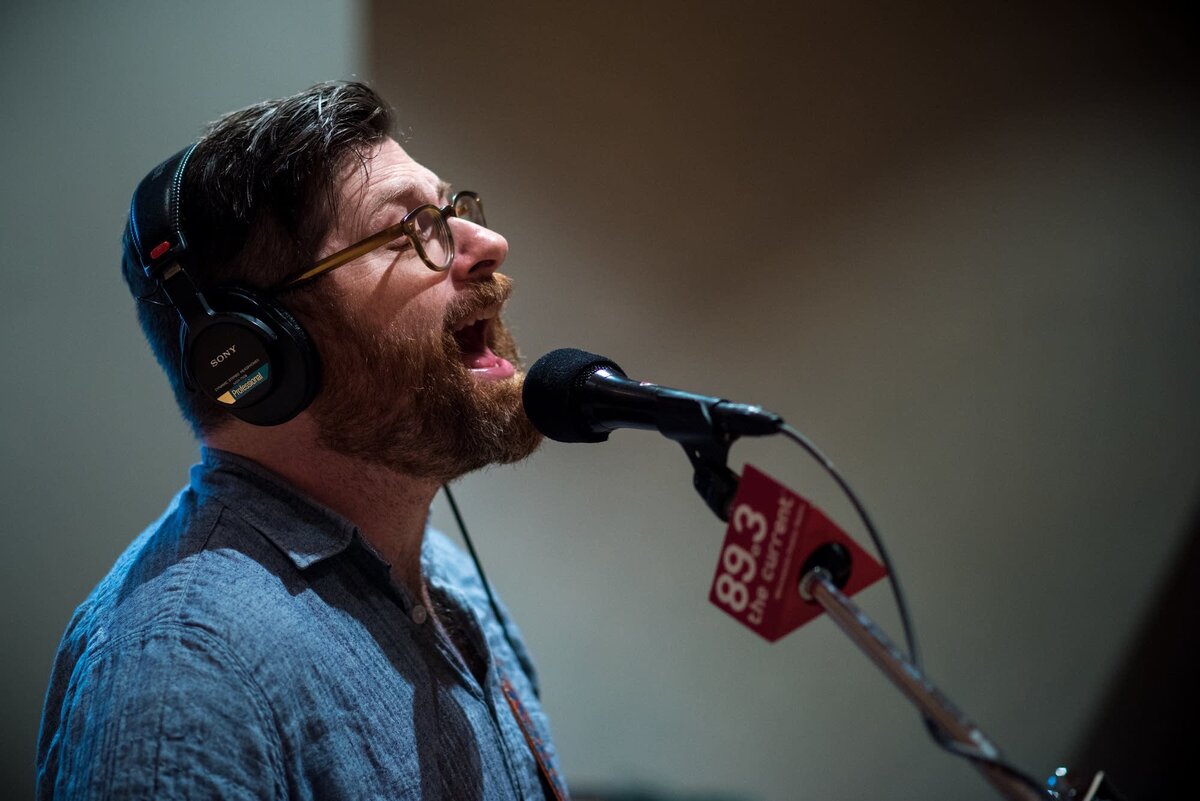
left=276, top=191, right=486, bottom=291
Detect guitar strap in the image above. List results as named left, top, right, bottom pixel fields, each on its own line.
left=500, top=673, right=570, bottom=801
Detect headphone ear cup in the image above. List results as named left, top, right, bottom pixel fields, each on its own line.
left=184, top=287, right=321, bottom=426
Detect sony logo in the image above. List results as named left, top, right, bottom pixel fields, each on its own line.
left=210, top=345, right=238, bottom=368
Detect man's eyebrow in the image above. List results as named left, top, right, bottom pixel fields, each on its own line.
left=368, top=179, right=453, bottom=223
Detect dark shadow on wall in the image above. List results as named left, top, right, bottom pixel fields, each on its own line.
left=1072, top=494, right=1200, bottom=799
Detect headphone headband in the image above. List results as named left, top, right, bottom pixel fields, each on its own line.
left=129, top=144, right=198, bottom=279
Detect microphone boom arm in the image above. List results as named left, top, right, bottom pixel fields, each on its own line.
left=799, top=565, right=1050, bottom=801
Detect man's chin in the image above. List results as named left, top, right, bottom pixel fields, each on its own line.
left=403, top=364, right=543, bottom=481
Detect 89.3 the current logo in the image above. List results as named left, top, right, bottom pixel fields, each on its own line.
left=712, top=503, right=771, bottom=620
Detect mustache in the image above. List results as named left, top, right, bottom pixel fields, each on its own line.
left=443, top=272, right=514, bottom=329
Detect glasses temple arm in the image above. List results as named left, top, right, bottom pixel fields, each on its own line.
left=271, top=224, right=408, bottom=293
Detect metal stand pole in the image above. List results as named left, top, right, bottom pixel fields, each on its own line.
left=799, top=567, right=1047, bottom=801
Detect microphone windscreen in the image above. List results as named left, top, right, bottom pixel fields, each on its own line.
left=523, top=348, right=624, bottom=443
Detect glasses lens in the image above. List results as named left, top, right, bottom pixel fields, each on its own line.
left=409, top=206, right=452, bottom=270
left=454, top=193, right=486, bottom=227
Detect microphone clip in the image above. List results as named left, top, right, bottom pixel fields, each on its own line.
left=678, top=428, right=742, bottom=524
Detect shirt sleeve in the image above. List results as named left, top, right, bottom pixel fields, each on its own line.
left=38, top=623, right=285, bottom=801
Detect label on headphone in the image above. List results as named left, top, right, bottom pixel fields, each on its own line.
left=192, top=324, right=273, bottom=406
left=216, top=364, right=271, bottom=405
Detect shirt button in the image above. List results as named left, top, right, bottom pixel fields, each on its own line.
left=411, top=604, right=428, bottom=625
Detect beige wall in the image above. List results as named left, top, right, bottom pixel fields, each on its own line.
left=367, top=3, right=1198, bottom=799
left=0, top=0, right=358, bottom=792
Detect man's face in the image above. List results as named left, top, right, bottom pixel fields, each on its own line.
left=293, top=138, right=542, bottom=480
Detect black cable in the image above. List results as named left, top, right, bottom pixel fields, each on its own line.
left=936, top=738, right=1054, bottom=799
left=779, top=422, right=921, bottom=668
left=441, top=482, right=522, bottom=660
left=778, top=422, right=1051, bottom=799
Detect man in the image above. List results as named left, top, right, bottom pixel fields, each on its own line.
left=37, top=81, right=564, bottom=800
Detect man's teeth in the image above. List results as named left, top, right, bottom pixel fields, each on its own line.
left=453, top=306, right=499, bottom=332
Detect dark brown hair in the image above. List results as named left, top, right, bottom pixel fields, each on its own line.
left=121, top=81, right=392, bottom=436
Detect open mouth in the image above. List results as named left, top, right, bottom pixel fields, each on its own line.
left=451, top=304, right=515, bottom=380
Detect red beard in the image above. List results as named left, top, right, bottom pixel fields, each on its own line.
left=297, top=273, right=542, bottom=480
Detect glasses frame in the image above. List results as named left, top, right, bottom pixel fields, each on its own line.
left=274, top=191, right=484, bottom=292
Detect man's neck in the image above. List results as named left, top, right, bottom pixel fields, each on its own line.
left=204, top=416, right=440, bottom=598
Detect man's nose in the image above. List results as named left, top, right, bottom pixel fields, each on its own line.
left=448, top=218, right=507, bottom=282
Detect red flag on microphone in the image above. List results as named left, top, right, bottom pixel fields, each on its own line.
left=709, top=464, right=887, bottom=642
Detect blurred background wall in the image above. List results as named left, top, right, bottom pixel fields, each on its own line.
left=2, top=2, right=1196, bottom=799
left=0, top=0, right=360, bottom=793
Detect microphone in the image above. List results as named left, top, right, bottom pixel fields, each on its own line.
left=522, top=348, right=783, bottom=444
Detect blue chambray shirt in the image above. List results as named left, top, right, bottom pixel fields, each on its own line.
left=37, top=448, right=566, bottom=800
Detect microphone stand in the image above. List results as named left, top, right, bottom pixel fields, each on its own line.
left=798, top=562, right=1047, bottom=801
left=677, top=434, right=1053, bottom=801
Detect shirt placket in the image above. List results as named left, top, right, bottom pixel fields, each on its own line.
left=428, top=583, right=547, bottom=800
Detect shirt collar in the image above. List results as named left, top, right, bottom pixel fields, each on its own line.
left=191, top=446, right=360, bottom=570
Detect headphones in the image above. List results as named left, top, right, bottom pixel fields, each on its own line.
left=128, top=144, right=321, bottom=426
